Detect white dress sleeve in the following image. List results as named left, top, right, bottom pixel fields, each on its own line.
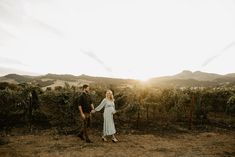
left=112, top=102, right=117, bottom=114
left=95, top=98, right=106, bottom=111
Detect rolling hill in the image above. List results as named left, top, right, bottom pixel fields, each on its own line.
left=0, top=73, right=137, bottom=89
left=148, top=70, right=235, bottom=88
left=0, top=70, right=235, bottom=88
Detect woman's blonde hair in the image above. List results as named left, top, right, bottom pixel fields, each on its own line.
left=106, top=90, right=114, bottom=101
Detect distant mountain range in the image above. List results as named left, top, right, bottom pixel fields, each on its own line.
left=148, top=70, right=235, bottom=88
left=0, top=67, right=39, bottom=76
left=0, top=73, right=136, bottom=89
left=0, top=70, right=235, bottom=88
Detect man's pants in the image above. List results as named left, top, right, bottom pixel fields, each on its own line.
left=79, top=113, right=91, bottom=140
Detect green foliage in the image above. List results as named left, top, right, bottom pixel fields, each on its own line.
left=40, top=90, right=75, bottom=126
left=0, top=82, right=19, bottom=90
left=0, top=82, right=234, bottom=130
left=0, top=84, right=41, bottom=128
left=226, top=94, right=235, bottom=115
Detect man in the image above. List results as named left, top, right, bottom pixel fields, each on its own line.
left=77, top=84, right=95, bottom=143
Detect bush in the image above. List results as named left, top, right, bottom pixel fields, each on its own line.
left=226, top=95, right=235, bottom=115
left=0, top=82, right=234, bottom=131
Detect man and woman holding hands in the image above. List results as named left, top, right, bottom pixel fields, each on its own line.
left=77, top=84, right=118, bottom=143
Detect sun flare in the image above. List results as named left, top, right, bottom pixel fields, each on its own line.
left=136, top=76, right=151, bottom=82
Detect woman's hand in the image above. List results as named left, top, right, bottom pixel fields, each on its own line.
left=91, top=109, right=96, bottom=114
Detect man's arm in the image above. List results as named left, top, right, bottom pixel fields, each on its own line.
left=78, top=95, right=85, bottom=119
left=79, top=105, right=85, bottom=119
left=91, top=104, right=94, bottom=110
left=90, top=104, right=95, bottom=113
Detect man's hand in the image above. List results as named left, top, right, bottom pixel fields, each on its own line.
left=91, top=110, right=96, bottom=114
left=78, top=106, right=85, bottom=119
left=81, top=113, right=86, bottom=119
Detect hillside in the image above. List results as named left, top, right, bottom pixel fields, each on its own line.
left=0, top=73, right=137, bottom=89
left=172, top=70, right=222, bottom=81
left=0, top=70, right=235, bottom=88
left=149, top=70, right=235, bottom=88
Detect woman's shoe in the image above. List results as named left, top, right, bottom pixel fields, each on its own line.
left=112, top=138, right=118, bottom=143
left=102, top=136, right=107, bottom=142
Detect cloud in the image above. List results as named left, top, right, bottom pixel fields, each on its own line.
left=0, top=0, right=64, bottom=41
left=0, top=56, right=27, bottom=66
left=201, top=54, right=221, bottom=67
left=202, top=41, right=235, bottom=67
left=0, top=25, right=17, bottom=45
left=0, top=66, right=39, bottom=76
left=30, top=18, right=64, bottom=37
left=80, top=49, right=113, bottom=73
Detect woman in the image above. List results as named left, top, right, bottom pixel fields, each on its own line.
left=92, top=90, right=118, bottom=142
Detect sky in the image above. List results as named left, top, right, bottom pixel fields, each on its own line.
left=0, top=0, right=235, bottom=80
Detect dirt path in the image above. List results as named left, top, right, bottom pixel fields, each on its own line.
left=0, top=129, right=234, bottom=157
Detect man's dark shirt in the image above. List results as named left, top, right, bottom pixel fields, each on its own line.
left=78, top=92, right=93, bottom=113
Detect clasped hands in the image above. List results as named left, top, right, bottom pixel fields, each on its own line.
left=91, top=109, right=96, bottom=114
left=90, top=109, right=116, bottom=115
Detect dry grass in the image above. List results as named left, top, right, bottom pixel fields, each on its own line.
left=0, top=128, right=234, bottom=157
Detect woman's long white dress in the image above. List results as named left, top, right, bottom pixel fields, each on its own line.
left=95, top=98, right=116, bottom=136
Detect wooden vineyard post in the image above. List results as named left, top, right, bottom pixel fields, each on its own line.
left=189, top=95, right=195, bottom=130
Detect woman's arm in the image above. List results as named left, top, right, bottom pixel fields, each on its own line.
left=112, top=102, right=117, bottom=114
left=95, top=99, right=106, bottom=112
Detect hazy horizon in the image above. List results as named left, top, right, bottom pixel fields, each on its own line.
left=1, top=68, right=235, bottom=81
left=0, top=0, right=235, bottom=80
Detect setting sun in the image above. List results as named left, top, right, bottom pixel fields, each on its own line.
left=136, top=76, right=151, bottom=82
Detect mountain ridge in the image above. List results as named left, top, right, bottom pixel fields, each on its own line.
left=0, top=70, right=235, bottom=88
